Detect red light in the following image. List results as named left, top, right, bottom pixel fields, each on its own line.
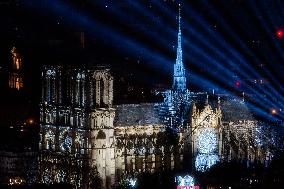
left=235, top=80, right=241, bottom=87
left=276, top=29, right=284, bottom=38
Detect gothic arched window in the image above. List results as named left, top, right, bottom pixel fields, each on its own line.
left=100, top=78, right=104, bottom=106
left=45, top=130, right=55, bottom=150
left=96, top=130, right=106, bottom=139
left=92, top=81, right=96, bottom=107
left=60, top=129, right=72, bottom=152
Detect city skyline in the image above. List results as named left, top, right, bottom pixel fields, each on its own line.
left=1, top=1, right=284, bottom=189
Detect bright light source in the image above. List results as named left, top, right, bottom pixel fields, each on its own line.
left=195, top=153, right=219, bottom=172
left=234, top=80, right=241, bottom=88
left=9, top=177, right=25, bottom=185
left=195, top=128, right=219, bottom=171
left=197, top=128, right=218, bottom=154
left=271, top=108, right=277, bottom=115
left=276, top=29, right=284, bottom=38
left=127, top=178, right=137, bottom=187
left=28, top=119, right=34, bottom=124
left=176, top=175, right=194, bottom=187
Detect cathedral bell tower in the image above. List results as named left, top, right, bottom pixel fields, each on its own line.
left=90, top=68, right=115, bottom=189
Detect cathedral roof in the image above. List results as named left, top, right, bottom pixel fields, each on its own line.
left=114, top=103, right=163, bottom=126
left=220, top=99, right=255, bottom=122
left=191, top=93, right=255, bottom=122
left=114, top=95, right=255, bottom=127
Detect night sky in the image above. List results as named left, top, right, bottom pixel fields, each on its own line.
left=1, top=0, right=284, bottom=117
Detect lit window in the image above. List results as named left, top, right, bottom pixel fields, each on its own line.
left=15, top=58, right=20, bottom=70
left=16, top=78, right=20, bottom=90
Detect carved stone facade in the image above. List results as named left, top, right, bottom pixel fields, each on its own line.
left=39, top=65, right=189, bottom=189
left=190, top=103, right=222, bottom=171
left=39, top=64, right=274, bottom=189
left=38, top=9, right=272, bottom=189
left=39, top=66, right=115, bottom=189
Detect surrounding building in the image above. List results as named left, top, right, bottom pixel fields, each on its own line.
left=0, top=150, right=37, bottom=186
left=38, top=6, right=273, bottom=189
left=0, top=45, right=38, bottom=186
left=9, top=47, right=23, bottom=90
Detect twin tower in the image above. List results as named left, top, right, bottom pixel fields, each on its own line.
left=39, top=66, right=116, bottom=188
left=41, top=66, right=113, bottom=108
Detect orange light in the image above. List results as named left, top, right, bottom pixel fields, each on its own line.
left=28, top=119, right=34, bottom=124
left=271, top=108, right=277, bottom=115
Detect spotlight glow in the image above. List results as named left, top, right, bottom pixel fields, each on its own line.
left=195, top=128, right=219, bottom=172
left=197, top=128, right=218, bottom=154
left=176, top=175, right=194, bottom=187
left=127, top=178, right=137, bottom=187
left=195, top=154, right=219, bottom=172
left=276, top=29, right=284, bottom=38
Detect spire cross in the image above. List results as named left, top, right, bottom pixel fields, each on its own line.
left=178, top=4, right=181, bottom=32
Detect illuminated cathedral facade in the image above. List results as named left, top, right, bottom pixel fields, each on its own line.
left=38, top=6, right=272, bottom=189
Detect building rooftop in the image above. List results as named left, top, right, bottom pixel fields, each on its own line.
left=114, top=103, right=163, bottom=126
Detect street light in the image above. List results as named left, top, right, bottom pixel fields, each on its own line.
left=27, top=118, right=34, bottom=124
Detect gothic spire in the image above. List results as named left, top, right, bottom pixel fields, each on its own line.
left=173, top=4, right=187, bottom=92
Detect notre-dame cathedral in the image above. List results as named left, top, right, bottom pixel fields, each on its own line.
left=39, top=7, right=273, bottom=189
